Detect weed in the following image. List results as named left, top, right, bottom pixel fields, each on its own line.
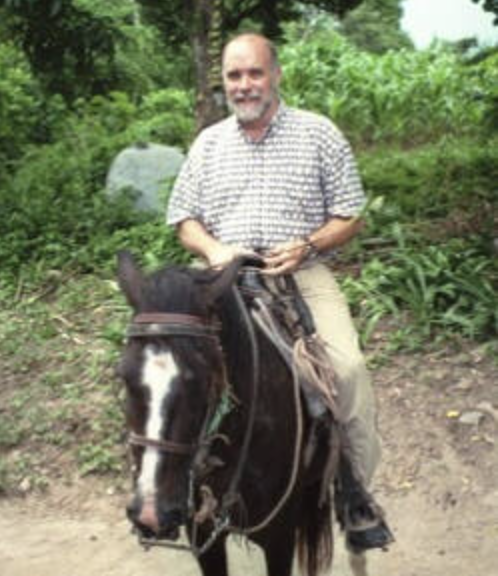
left=342, top=235, right=497, bottom=349
left=0, top=418, right=24, bottom=448
left=77, top=440, right=123, bottom=476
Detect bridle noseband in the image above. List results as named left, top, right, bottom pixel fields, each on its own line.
left=129, top=431, right=197, bottom=456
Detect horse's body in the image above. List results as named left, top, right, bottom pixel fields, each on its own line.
left=117, top=252, right=335, bottom=576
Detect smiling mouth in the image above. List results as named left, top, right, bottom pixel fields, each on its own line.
left=235, top=99, right=259, bottom=105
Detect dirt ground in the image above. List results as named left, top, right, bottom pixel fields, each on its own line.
left=1, top=341, right=498, bottom=576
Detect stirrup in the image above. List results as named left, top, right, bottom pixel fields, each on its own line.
left=344, top=501, right=394, bottom=552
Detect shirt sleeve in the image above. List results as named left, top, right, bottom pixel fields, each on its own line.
left=319, top=122, right=365, bottom=218
left=166, top=135, right=205, bottom=227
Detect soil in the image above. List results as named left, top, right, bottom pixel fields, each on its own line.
left=1, top=340, right=498, bottom=576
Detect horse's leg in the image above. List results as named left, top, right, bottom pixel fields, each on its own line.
left=349, top=550, right=368, bottom=576
left=262, top=530, right=296, bottom=576
left=196, top=537, right=229, bottom=576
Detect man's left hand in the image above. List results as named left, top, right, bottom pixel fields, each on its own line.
left=262, top=240, right=308, bottom=275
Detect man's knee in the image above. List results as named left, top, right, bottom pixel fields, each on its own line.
left=333, top=354, right=373, bottom=422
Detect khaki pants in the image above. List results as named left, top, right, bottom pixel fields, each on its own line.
left=293, top=261, right=381, bottom=486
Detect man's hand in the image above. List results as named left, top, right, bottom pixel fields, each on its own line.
left=262, top=240, right=308, bottom=276
left=206, top=243, right=255, bottom=269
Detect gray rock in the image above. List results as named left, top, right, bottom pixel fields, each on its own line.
left=458, top=411, right=484, bottom=426
left=106, top=142, right=185, bottom=213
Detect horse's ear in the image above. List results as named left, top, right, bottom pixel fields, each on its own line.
left=207, top=257, right=244, bottom=301
left=117, top=250, right=144, bottom=310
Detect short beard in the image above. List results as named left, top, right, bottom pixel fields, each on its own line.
left=227, top=88, right=277, bottom=125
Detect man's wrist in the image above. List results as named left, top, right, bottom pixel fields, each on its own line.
left=302, top=235, right=320, bottom=258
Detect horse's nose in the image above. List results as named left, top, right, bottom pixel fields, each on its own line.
left=127, top=496, right=185, bottom=540
left=138, top=498, right=160, bottom=534
left=159, top=507, right=185, bottom=535
left=127, top=496, right=159, bottom=536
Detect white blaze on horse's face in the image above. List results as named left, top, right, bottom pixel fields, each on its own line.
left=137, top=346, right=179, bottom=498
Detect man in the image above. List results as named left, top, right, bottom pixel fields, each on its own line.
left=167, top=33, right=392, bottom=551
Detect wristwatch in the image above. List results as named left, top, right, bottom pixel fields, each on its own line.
left=302, top=235, right=320, bottom=259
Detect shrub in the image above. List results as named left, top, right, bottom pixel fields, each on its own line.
left=342, top=233, right=498, bottom=346
left=280, top=27, right=493, bottom=146
left=0, top=89, right=193, bottom=289
left=0, top=42, right=42, bottom=169
left=358, top=136, right=498, bottom=229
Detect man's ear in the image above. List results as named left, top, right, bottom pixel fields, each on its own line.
left=275, top=65, right=282, bottom=85
left=117, top=250, right=144, bottom=310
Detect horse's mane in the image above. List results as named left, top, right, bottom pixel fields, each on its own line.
left=140, top=264, right=214, bottom=314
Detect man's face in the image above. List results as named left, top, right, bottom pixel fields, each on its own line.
left=222, top=37, right=281, bottom=125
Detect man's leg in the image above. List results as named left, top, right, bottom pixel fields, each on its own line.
left=294, top=262, right=392, bottom=551
left=294, top=262, right=380, bottom=485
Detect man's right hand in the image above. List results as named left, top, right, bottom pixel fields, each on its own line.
left=177, top=220, right=256, bottom=269
left=206, top=244, right=254, bottom=269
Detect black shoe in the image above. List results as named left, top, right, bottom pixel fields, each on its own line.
left=346, top=518, right=394, bottom=553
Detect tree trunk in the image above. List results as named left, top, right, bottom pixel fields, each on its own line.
left=190, top=0, right=226, bottom=132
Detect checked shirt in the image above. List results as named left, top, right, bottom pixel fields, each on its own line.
left=167, top=103, right=365, bottom=252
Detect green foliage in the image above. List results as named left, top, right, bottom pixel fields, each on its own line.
left=1, top=0, right=191, bottom=102
left=472, top=51, right=498, bottom=134
left=343, top=135, right=497, bottom=349
left=136, top=0, right=364, bottom=46
left=359, top=136, right=498, bottom=226
left=1, top=0, right=121, bottom=99
left=0, top=88, right=193, bottom=291
left=77, top=440, right=122, bottom=476
left=342, top=232, right=498, bottom=348
left=0, top=42, right=42, bottom=168
left=280, top=26, right=493, bottom=146
left=0, top=276, right=128, bottom=492
left=340, top=0, right=413, bottom=54
left=126, top=88, right=195, bottom=148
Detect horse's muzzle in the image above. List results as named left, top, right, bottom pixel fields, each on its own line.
left=127, top=497, right=186, bottom=542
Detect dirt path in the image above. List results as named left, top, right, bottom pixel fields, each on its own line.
left=1, top=344, right=498, bottom=575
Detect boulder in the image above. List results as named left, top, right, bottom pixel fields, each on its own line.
left=106, top=143, right=185, bottom=213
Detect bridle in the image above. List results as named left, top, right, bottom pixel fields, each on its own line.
left=127, top=312, right=221, bottom=458
left=124, top=292, right=262, bottom=556
left=127, top=312, right=220, bottom=340
left=124, top=281, right=303, bottom=557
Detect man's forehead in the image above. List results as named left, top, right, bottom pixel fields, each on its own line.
left=223, top=37, right=271, bottom=69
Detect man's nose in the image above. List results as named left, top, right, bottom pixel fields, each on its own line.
left=239, top=74, right=252, bottom=91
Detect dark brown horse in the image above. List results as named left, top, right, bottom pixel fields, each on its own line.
left=117, top=251, right=338, bottom=576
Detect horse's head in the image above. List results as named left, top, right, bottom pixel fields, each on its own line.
left=116, top=251, right=241, bottom=541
